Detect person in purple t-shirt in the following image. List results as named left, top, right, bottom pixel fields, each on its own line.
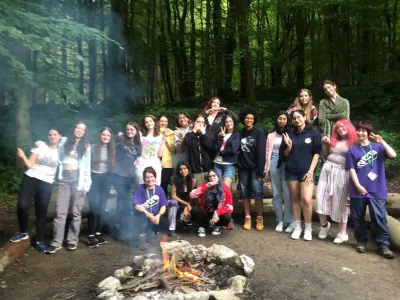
left=345, top=122, right=397, bottom=259
left=133, top=166, right=168, bottom=249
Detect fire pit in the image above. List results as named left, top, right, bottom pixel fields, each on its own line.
left=96, top=240, right=255, bottom=300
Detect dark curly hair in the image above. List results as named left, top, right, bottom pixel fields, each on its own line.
left=239, top=106, right=258, bottom=124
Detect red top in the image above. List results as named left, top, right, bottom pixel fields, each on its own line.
left=189, top=183, right=233, bottom=216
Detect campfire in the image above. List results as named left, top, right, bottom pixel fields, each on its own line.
left=96, top=240, right=256, bottom=300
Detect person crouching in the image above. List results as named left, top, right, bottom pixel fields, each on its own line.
left=189, top=168, right=233, bottom=237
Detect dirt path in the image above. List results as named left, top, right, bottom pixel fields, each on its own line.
left=0, top=217, right=400, bottom=300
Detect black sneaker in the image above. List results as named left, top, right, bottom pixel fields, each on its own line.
left=46, top=245, right=62, bottom=254
left=168, top=230, right=176, bottom=237
left=212, top=226, right=224, bottom=236
left=356, top=242, right=367, bottom=253
left=378, top=248, right=395, bottom=259
left=95, top=233, right=107, bottom=245
left=66, top=243, right=77, bottom=251
left=87, top=236, right=99, bottom=248
left=228, top=218, right=235, bottom=230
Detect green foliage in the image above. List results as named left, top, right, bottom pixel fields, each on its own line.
left=0, top=161, right=22, bottom=205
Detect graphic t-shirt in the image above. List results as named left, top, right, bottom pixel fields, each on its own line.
left=345, top=143, right=388, bottom=199
left=133, top=184, right=168, bottom=215
left=214, top=133, right=232, bottom=164
left=140, top=135, right=162, bottom=160
left=25, top=144, right=59, bottom=184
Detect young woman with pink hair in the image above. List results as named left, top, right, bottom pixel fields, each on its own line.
left=316, top=119, right=357, bottom=244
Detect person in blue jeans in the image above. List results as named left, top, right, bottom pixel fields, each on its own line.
left=264, top=111, right=294, bottom=233
left=345, top=121, right=396, bottom=259
left=237, top=106, right=266, bottom=231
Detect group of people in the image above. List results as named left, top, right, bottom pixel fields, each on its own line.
left=10, top=80, right=396, bottom=259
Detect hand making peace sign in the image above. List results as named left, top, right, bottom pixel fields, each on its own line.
left=282, top=132, right=292, bottom=148
left=218, top=127, right=226, bottom=137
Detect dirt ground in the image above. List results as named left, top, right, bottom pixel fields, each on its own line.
left=0, top=217, right=399, bottom=300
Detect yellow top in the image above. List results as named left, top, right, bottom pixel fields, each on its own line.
left=160, top=128, right=175, bottom=168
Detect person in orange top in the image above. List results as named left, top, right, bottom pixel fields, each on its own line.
left=189, top=168, right=233, bottom=237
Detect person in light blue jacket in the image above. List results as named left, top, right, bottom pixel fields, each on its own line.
left=46, top=121, right=92, bottom=253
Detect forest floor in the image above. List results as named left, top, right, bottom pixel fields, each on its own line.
left=0, top=217, right=399, bottom=300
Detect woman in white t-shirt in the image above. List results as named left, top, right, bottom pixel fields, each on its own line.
left=135, top=115, right=167, bottom=185
left=10, top=128, right=61, bottom=252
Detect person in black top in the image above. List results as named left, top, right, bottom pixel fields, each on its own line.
left=167, top=162, right=197, bottom=236
left=237, top=106, right=266, bottom=231
left=281, top=109, right=322, bottom=241
left=182, top=114, right=216, bottom=185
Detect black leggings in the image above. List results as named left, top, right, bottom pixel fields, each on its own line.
left=87, top=172, right=111, bottom=235
left=111, top=173, right=134, bottom=237
left=190, top=206, right=231, bottom=228
left=161, top=168, right=173, bottom=198
left=17, top=175, right=52, bottom=241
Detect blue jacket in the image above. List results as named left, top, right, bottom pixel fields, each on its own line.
left=214, top=131, right=240, bottom=164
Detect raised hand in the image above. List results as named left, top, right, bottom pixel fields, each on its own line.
left=206, top=108, right=216, bottom=115
left=218, top=127, right=226, bottom=137
left=219, top=107, right=227, bottom=112
left=162, top=128, right=169, bottom=139
left=16, top=148, right=25, bottom=158
left=369, top=133, right=383, bottom=143
left=118, top=132, right=124, bottom=137
left=322, top=135, right=331, bottom=144
left=282, top=132, right=292, bottom=148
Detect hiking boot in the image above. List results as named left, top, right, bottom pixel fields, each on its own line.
left=88, top=236, right=99, bottom=248
left=95, top=233, right=107, bottom=245
left=356, top=242, right=367, bottom=253
left=275, top=222, right=284, bottom=232
left=46, top=245, right=62, bottom=254
left=212, top=226, right=224, bottom=236
left=256, top=217, right=264, bottom=231
left=66, top=243, right=77, bottom=251
left=318, top=222, right=331, bottom=239
left=10, top=232, right=29, bottom=243
left=198, top=227, right=206, bottom=237
left=243, top=217, right=252, bottom=230
left=378, top=248, right=394, bottom=259
left=34, top=242, right=48, bottom=252
left=333, top=233, right=349, bottom=244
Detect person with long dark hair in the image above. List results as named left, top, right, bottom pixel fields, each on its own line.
left=346, top=122, right=396, bottom=259
left=237, top=106, right=266, bottom=231
left=133, top=167, right=169, bottom=249
left=112, top=122, right=141, bottom=240
left=135, top=115, right=167, bottom=185
left=167, top=162, right=196, bottom=236
left=182, top=114, right=216, bottom=185
left=281, top=110, right=321, bottom=241
left=47, top=121, right=92, bottom=253
left=264, top=111, right=294, bottom=233
left=189, top=168, right=233, bottom=237
left=202, top=97, right=238, bottom=137
left=319, top=80, right=350, bottom=136
left=10, top=129, right=61, bottom=252
left=87, top=127, right=115, bottom=248
left=159, top=115, right=175, bottom=197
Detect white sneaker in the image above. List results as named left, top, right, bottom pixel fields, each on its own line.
left=275, top=222, right=284, bottom=232
left=212, top=226, right=223, bottom=236
left=285, top=223, right=296, bottom=233
left=303, top=229, right=313, bottom=241
left=333, top=233, right=349, bottom=244
left=291, top=228, right=302, bottom=240
left=318, top=222, right=331, bottom=239
left=198, top=227, right=206, bottom=238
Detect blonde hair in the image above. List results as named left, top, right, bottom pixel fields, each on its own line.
left=293, top=89, right=313, bottom=121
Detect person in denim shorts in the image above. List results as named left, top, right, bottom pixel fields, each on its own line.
left=237, top=107, right=266, bottom=231
left=281, top=110, right=321, bottom=241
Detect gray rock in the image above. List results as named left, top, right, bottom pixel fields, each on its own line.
left=97, top=290, right=125, bottom=300
left=227, top=275, right=246, bottom=294
left=187, top=245, right=208, bottom=262
left=114, top=266, right=133, bottom=280
left=234, top=254, right=255, bottom=275
left=165, top=291, right=210, bottom=300
left=209, top=289, right=239, bottom=300
left=162, top=240, right=193, bottom=259
left=128, top=296, right=148, bottom=300
left=207, top=244, right=238, bottom=263
left=97, top=276, right=121, bottom=294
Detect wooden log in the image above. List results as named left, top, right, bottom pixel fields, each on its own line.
left=387, top=215, right=400, bottom=250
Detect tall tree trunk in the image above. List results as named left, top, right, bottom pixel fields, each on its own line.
left=203, top=0, right=212, bottom=97
left=235, top=0, right=255, bottom=103
left=61, top=42, right=67, bottom=103
left=213, top=0, right=224, bottom=93
left=189, top=0, right=196, bottom=95
left=310, top=11, right=319, bottom=84
left=100, top=0, right=107, bottom=103
left=31, top=51, right=38, bottom=105
left=224, top=0, right=236, bottom=90
left=323, top=5, right=334, bottom=78
left=15, top=86, right=31, bottom=170
left=295, top=8, right=305, bottom=87
left=87, top=0, right=97, bottom=104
